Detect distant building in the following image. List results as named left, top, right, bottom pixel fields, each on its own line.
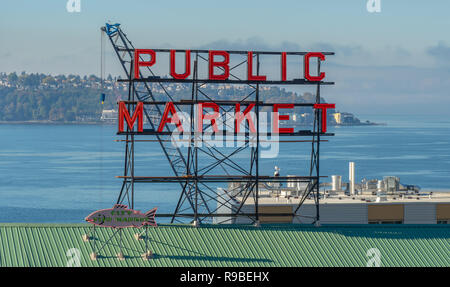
left=341, top=112, right=360, bottom=124
left=331, top=112, right=360, bottom=125
left=333, top=112, right=341, bottom=124
left=100, top=109, right=117, bottom=122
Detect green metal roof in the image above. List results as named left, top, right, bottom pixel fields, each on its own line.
left=0, top=223, right=448, bottom=267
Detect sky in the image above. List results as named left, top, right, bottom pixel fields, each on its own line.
left=0, top=0, right=449, bottom=115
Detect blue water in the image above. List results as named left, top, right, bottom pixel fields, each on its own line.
left=0, top=115, right=449, bottom=223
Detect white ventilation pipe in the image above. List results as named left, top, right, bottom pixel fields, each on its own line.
left=331, top=175, right=342, bottom=191
left=349, top=162, right=355, bottom=195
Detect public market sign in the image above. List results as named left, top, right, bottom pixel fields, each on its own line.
left=118, top=48, right=335, bottom=136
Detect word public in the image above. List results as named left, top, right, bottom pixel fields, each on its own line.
left=133, top=49, right=328, bottom=82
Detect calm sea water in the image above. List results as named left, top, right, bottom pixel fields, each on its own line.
left=1, top=114, right=449, bottom=223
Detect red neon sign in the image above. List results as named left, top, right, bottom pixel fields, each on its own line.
left=133, top=49, right=327, bottom=82
left=304, top=52, right=326, bottom=82
left=157, top=101, right=184, bottom=132
left=118, top=101, right=143, bottom=132
left=314, top=103, right=335, bottom=133
left=281, top=52, right=287, bottom=81
left=170, top=50, right=191, bottom=80
left=118, top=101, right=335, bottom=134
left=209, top=50, right=230, bottom=80
left=235, top=103, right=256, bottom=133
left=273, top=104, right=294, bottom=134
left=134, top=49, right=156, bottom=80
left=197, top=102, right=220, bottom=133
left=247, top=51, right=267, bottom=81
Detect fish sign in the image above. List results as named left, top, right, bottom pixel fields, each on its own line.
left=85, top=204, right=157, bottom=228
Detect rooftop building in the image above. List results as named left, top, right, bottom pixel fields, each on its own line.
left=0, top=223, right=448, bottom=267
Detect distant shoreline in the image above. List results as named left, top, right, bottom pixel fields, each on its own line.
left=0, top=121, right=387, bottom=126
left=330, top=122, right=387, bottom=126
left=0, top=120, right=103, bottom=125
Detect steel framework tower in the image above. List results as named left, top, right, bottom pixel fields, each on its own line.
left=102, top=23, right=334, bottom=225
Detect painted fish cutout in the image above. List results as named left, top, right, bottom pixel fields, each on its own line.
left=85, top=204, right=157, bottom=228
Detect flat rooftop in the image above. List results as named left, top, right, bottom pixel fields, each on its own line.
left=0, top=223, right=448, bottom=267
left=238, top=191, right=450, bottom=205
